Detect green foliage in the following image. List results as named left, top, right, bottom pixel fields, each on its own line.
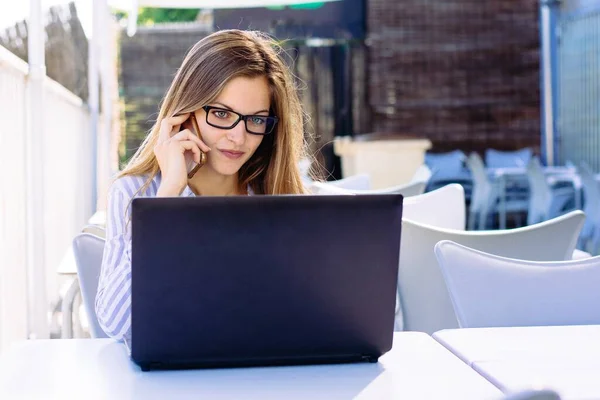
left=111, top=8, right=200, bottom=25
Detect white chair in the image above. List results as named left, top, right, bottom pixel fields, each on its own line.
left=434, top=240, right=600, bottom=328
left=310, top=180, right=426, bottom=197
left=82, top=224, right=106, bottom=238
left=466, top=153, right=497, bottom=230
left=298, top=157, right=314, bottom=188
left=577, top=162, right=600, bottom=254
left=57, top=225, right=106, bottom=338
left=501, top=389, right=561, bottom=400
left=485, top=147, right=533, bottom=168
left=404, top=184, right=465, bottom=230
left=409, top=164, right=432, bottom=185
left=467, top=152, right=528, bottom=230
left=388, top=184, right=466, bottom=330
left=526, top=157, right=574, bottom=225
left=406, top=182, right=586, bottom=260
left=298, top=157, right=312, bottom=176
left=72, top=232, right=109, bottom=338
left=398, top=210, right=585, bottom=334
left=572, top=248, right=592, bottom=259
left=319, top=173, right=371, bottom=191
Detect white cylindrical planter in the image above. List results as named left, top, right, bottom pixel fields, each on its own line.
left=334, top=135, right=432, bottom=189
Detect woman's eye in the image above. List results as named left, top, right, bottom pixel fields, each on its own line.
left=213, top=110, right=230, bottom=119
left=251, top=117, right=266, bottom=125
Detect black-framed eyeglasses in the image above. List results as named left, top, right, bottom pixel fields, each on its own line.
left=202, top=105, right=278, bottom=136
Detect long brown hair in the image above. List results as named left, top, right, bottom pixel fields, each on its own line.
left=119, top=29, right=308, bottom=195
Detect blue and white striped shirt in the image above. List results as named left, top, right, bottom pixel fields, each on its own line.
left=95, top=173, right=252, bottom=343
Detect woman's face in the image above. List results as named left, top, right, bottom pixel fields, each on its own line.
left=193, top=76, right=270, bottom=177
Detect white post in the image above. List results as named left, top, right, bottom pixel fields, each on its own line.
left=541, top=5, right=554, bottom=165
left=127, top=0, right=139, bottom=37
left=25, top=0, right=49, bottom=339
left=99, top=0, right=114, bottom=206
left=89, top=0, right=102, bottom=211
left=540, top=1, right=556, bottom=166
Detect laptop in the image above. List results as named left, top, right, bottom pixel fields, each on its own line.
left=130, top=194, right=403, bottom=371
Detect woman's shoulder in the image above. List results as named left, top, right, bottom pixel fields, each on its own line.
left=110, top=173, right=161, bottom=199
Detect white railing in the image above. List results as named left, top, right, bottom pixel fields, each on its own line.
left=0, top=44, right=29, bottom=352
left=0, top=44, right=95, bottom=351
left=42, top=74, right=95, bottom=309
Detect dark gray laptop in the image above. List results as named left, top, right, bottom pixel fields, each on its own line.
left=130, top=194, right=403, bottom=371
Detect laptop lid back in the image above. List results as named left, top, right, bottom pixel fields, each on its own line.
left=131, top=195, right=402, bottom=368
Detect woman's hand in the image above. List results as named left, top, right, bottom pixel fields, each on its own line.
left=154, top=113, right=210, bottom=196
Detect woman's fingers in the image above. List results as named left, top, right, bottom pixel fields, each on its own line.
left=158, top=114, right=190, bottom=142
left=171, top=129, right=211, bottom=153
left=179, top=140, right=202, bottom=164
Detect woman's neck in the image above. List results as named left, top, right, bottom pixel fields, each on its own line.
left=187, top=166, right=242, bottom=196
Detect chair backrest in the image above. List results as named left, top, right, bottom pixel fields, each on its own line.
left=72, top=233, right=108, bottom=338
left=485, top=147, right=533, bottom=168
left=424, top=150, right=469, bottom=181
left=465, top=152, right=494, bottom=214
left=310, top=180, right=427, bottom=197
left=502, top=389, right=562, bottom=400
left=403, top=184, right=466, bottom=230
left=409, top=164, right=432, bottom=185
left=435, top=240, right=600, bottom=328
left=87, top=211, right=107, bottom=227
left=398, top=210, right=585, bottom=334
left=578, top=162, right=600, bottom=237
left=81, top=224, right=106, bottom=238
left=526, top=157, right=552, bottom=225
left=298, top=157, right=312, bottom=177
left=298, top=157, right=314, bottom=187
left=318, top=173, right=371, bottom=191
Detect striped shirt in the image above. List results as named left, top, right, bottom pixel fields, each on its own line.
left=95, top=173, right=252, bottom=344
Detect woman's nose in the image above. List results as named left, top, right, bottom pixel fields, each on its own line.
left=226, top=121, right=247, bottom=144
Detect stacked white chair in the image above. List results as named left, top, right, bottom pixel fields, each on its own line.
left=577, top=162, right=600, bottom=254
left=398, top=211, right=585, bottom=334
left=526, top=157, right=575, bottom=225
left=434, top=240, right=600, bottom=328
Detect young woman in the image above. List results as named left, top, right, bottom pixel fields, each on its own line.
left=96, top=29, right=309, bottom=343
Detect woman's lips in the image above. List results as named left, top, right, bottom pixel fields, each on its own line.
left=219, top=149, right=245, bottom=159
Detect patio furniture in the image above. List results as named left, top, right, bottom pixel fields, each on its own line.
left=71, top=232, right=108, bottom=338
left=434, top=240, right=600, bottom=328
left=398, top=211, right=585, bottom=334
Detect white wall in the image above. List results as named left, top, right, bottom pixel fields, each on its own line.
left=0, top=44, right=95, bottom=351
left=0, top=45, right=30, bottom=351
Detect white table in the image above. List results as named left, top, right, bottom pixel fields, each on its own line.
left=0, top=333, right=502, bottom=400
left=473, top=361, right=600, bottom=400
left=434, top=325, right=600, bottom=399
